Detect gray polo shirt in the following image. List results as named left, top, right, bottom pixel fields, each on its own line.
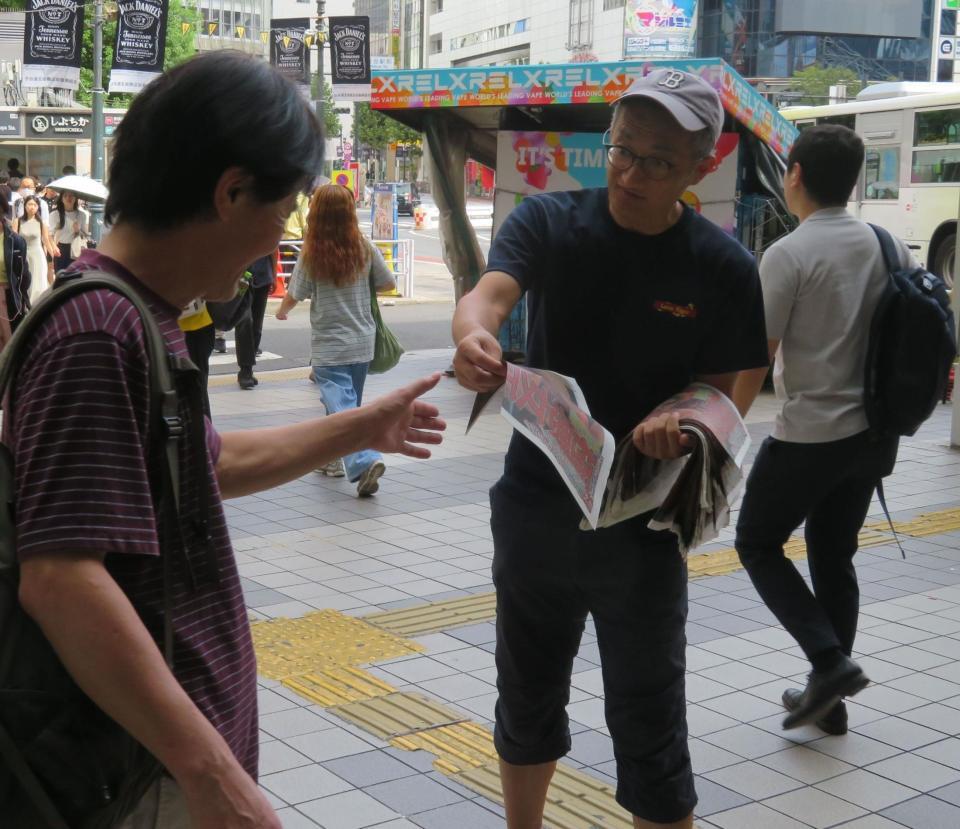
left=289, top=239, right=394, bottom=367
left=761, top=207, right=915, bottom=443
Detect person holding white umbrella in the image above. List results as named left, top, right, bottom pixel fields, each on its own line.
left=45, top=174, right=105, bottom=271
left=49, top=189, right=90, bottom=271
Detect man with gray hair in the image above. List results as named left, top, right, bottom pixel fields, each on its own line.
left=452, top=69, right=769, bottom=828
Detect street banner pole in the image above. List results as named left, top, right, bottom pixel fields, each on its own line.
left=90, top=0, right=104, bottom=242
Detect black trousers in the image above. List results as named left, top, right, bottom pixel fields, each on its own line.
left=735, top=431, right=897, bottom=661
left=235, top=283, right=271, bottom=370
left=490, top=482, right=695, bottom=823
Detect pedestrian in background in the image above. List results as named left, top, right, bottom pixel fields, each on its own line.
left=732, top=124, right=905, bottom=734
left=234, top=252, right=275, bottom=389
left=178, top=298, right=216, bottom=416
left=0, top=186, right=31, bottom=349
left=15, top=194, right=56, bottom=305
left=50, top=189, right=90, bottom=271
left=276, top=183, right=396, bottom=496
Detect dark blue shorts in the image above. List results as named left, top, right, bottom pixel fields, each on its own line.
left=490, top=481, right=696, bottom=824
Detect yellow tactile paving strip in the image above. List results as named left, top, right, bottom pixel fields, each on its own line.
left=391, top=720, right=498, bottom=774
left=454, top=762, right=635, bottom=829
left=869, top=506, right=960, bottom=538
left=282, top=666, right=397, bottom=707
left=328, top=692, right=469, bottom=739
left=364, top=592, right=498, bottom=637
left=250, top=609, right=423, bottom=680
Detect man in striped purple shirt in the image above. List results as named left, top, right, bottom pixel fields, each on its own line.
left=10, top=52, right=446, bottom=829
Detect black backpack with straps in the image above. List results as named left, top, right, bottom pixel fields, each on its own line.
left=0, top=271, right=199, bottom=828
left=865, top=224, right=956, bottom=438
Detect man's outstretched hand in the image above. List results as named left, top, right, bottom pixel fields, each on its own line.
left=365, top=372, right=447, bottom=458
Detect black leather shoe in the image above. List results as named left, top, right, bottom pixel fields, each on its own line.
left=783, top=688, right=848, bottom=735
left=214, top=335, right=227, bottom=354
left=782, top=655, right=868, bottom=730
left=238, top=368, right=256, bottom=390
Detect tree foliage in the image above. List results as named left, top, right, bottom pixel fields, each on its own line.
left=353, top=102, right=421, bottom=150
left=77, top=0, right=200, bottom=107
left=311, top=74, right=342, bottom=138
left=784, top=66, right=864, bottom=106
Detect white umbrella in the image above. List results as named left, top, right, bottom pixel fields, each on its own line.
left=45, top=175, right=108, bottom=204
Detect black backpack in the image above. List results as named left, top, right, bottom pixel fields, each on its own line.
left=0, top=271, right=198, bottom=828
left=865, top=225, right=957, bottom=438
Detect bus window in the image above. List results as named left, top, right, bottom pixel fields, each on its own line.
left=915, top=108, right=960, bottom=145
left=865, top=147, right=900, bottom=199
left=911, top=148, right=960, bottom=183
left=818, top=114, right=855, bottom=130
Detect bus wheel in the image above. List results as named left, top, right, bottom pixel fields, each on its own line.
left=932, top=234, right=955, bottom=289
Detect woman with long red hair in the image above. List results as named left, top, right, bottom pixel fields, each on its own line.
left=277, top=184, right=396, bottom=496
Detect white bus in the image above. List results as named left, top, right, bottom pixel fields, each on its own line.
left=782, top=83, right=960, bottom=287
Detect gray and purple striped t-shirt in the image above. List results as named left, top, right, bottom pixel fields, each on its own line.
left=9, top=250, right=258, bottom=777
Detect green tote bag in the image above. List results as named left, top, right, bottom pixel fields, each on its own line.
left=368, top=266, right=404, bottom=373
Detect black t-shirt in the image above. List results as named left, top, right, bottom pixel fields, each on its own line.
left=486, top=187, right=768, bottom=500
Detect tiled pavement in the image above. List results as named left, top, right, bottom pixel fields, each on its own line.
left=214, top=349, right=960, bottom=829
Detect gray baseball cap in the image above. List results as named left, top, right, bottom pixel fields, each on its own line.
left=616, top=69, right=724, bottom=148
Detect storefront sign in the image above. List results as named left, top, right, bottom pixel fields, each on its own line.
left=270, top=18, right=311, bottom=87
left=330, top=16, right=371, bottom=101
left=27, top=112, right=91, bottom=138
left=22, top=0, right=85, bottom=90
left=0, top=112, right=24, bottom=138
left=109, top=0, right=169, bottom=94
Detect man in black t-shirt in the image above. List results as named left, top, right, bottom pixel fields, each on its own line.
left=452, top=69, right=768, bottom=829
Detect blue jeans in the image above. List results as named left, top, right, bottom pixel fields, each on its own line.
left=312, top=363, right=381, bottom=482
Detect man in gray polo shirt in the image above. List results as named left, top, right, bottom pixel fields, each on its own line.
left=732, top=125, right=907, bottom=734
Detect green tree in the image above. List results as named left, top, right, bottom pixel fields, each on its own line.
left=784, top=66, right=864, bottom=106
left=353, top=102, right=421, bottom=150
left=76, top=0, right=200, bottom=107
left=310, top=75, right=342, bottom=138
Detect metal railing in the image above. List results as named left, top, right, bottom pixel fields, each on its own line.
left=276, top=238, right=414, bottom=298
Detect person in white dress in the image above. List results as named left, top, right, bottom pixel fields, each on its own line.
left=14, top=195, right=56, bottom=305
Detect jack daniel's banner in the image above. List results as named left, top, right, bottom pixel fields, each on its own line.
left=329, top=16, right=370, bottom=101
left=270, top=18, right=310, bottom=87
left=108, top=0, right=169, bottom=94
left=21, top=0, right=85, bottom=90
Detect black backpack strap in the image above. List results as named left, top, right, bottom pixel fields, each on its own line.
left=868, top=223, right=902, bottom=278
left=876, top=479, right=906, bottom=560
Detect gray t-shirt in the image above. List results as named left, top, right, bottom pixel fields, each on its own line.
left=289, top=239, right=395, bottom=367
left=761, top=207, right=916, bottom=443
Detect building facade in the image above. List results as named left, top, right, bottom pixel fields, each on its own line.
left=423, top=0, right=935, bottom=85
left=700, top=0, right=934, bottom=83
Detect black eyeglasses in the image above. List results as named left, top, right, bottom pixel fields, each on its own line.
left=602, top=129, right=676, bottom=181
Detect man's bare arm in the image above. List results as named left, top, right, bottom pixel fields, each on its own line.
left=216, top=373, right=445, bottom=498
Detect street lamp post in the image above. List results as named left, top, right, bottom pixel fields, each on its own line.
left=90, top=0, right=105, bottom=241
left=316, top=0, right=326, bottom=123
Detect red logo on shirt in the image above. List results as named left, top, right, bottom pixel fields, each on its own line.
left=653, top=300, right=698, bottom=319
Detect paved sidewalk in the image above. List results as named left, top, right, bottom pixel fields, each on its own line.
left=216, top=350, right=960, bottom=829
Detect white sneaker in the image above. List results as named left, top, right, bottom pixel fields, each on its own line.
left=356, top=461, right=385, bottom=496
left=316, top=458, right=345, bottom=477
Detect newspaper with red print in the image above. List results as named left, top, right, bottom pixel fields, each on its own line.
left=469, top=369, right=750, bottom=549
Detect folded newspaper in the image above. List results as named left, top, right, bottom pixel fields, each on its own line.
left=467, top=364, right=750, bottom=553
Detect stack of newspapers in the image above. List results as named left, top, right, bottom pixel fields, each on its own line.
left=469, top=367, right=750, bottom=554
